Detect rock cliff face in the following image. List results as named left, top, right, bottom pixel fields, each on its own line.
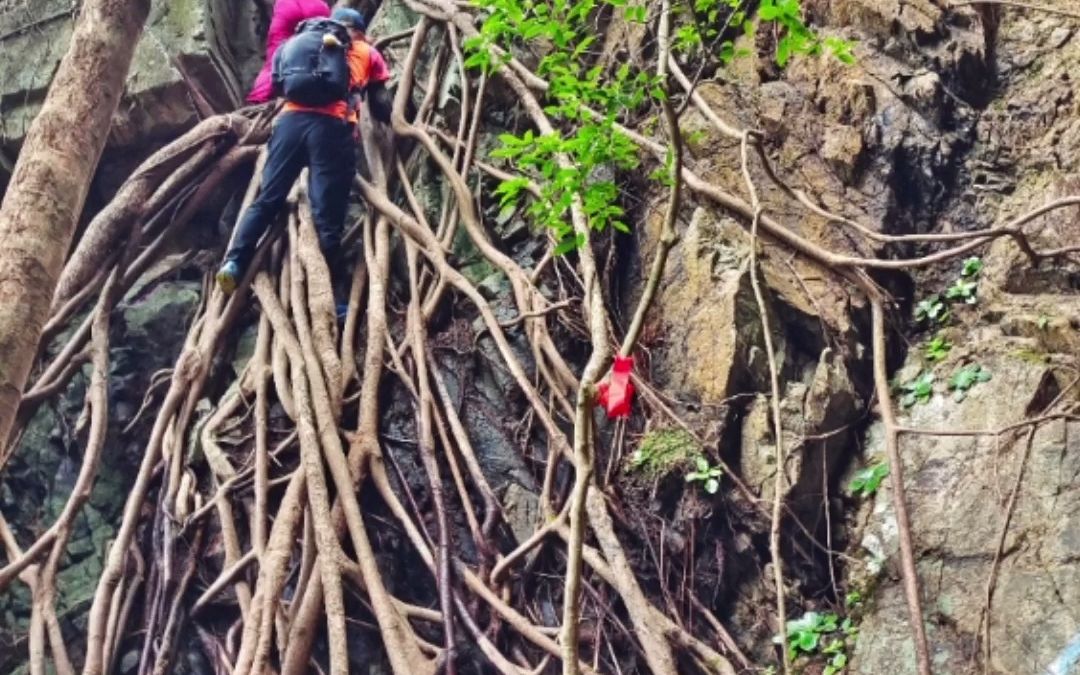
left=0, top=0, right=1078, bottom=672
left=0, top=0, right=264, bottom=193
left=631, top=0, right=1080, bottom=671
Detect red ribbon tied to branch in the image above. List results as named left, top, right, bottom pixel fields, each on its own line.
left=595, top=355, right=635, bottom=419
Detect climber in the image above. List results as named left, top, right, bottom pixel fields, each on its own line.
left=342, top=10, right=393, bottom=129
left=247, top=0, right=332, bottom=105
left=216, top=8, right=392, bottom=320
left=217, top=0, right=332, bottom=248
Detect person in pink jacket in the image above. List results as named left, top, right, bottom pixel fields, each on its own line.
left=247, top=0, right=332, bottom=104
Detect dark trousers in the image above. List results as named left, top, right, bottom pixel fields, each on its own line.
left=226, top=111, right=356, bottom=275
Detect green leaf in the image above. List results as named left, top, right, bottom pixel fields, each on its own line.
left=776, top=35, right=793, bottom=67
left=824, top=36, right=856, bottom=65
left=820, top=614, right=839, bottom=632
left=695, top=456, right=710, bottom=472
left=900, top=371, right=935, bottom=407
left=759, top=0, right=781, bottom=20
left=915, top=295, right=947, bottom=324
left=924, top=335, right=952, bottom=362
left=945, top=279, right=978, bottom=303
left=794, top=630, right=818, bottom=652
left=849, top=462, right=889, bottom=497
left=705, top=477, right=720, bottom=494
left=553, top=232, right=585, bottom=255
left=626, top=5, right=647, bottom=22
left=949, top=364, right=992, bottom=395
left=463, top=49, right=491, bottom=71
left=493, top=177, right=530, bottom=206
left=961, top=256, right=984, bottom=278
left=719, top=40, right=735, bottom=64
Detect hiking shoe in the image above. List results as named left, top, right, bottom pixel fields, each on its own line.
left=216, top=260, right=241, bottom=295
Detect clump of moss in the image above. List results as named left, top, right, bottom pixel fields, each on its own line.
left=627, top=427, right=700, bottom=478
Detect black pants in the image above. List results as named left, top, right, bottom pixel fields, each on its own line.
left=226, top=111, right=356, bottom=273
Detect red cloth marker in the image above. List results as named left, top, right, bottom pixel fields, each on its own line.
left=595, top=355, right=634, bottom=419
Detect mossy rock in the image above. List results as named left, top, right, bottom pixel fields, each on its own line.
left=626, top=427, right=701, bottom=479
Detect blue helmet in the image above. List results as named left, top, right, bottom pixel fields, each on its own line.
left=331, top=8, right=366, bottom=31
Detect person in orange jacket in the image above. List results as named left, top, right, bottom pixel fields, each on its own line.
left=217, top=8, right=391, bottom=319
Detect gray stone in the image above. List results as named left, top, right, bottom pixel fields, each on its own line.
left=850, top=347, right=1080, bottom=674
left=121, top=280, right=200, bottom=349
left=0, top=0, right=262, bottom=152
left=502, top=482, right=540, bottom=547
left=1049, top=27, right=1073, bottom=50
left=822, top=125, right=866, bottom=182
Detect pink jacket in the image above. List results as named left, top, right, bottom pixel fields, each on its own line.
left=247, top=0, right=332, bottom=103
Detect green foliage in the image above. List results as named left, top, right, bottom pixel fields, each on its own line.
left=628, top=427, right=700, bottom=478
left=945, top=278, right=978, bottom=304
left=900, top=372, right=935, bottom=408
left=943, top=256, right=982, bottom=305
left=849, top=462, right=888, bottom=498
left=961, top=256, right=984, bottom=278
left=781, top=611, right=838, bottom=657
left=949, top=364, right=991, bottom=401
left=844, top=590, right=862, bottom=609
left=775, top=610, right=857, bottom=670
left=822, top=637, right=849, bottom=675
left=465, top=0, right=850, bottom=252
left=1038, top=314, right=1050, bottom=331
left=759, top=0, right=855, bottom=65
left=915, top=256, right=985, bottom=328
left=924, top=335, right=952, bottom=362
left=914, top=295, right=948, bottom=324
left=685, top=455, right=723, bottom=494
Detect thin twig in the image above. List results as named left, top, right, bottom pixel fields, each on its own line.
left=740, top=132, right=791, bottom=675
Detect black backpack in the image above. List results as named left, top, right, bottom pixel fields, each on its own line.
left=271, top=19, right=352, bottom=106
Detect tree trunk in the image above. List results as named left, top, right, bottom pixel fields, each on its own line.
left=0, top=0, right=151, bottom=450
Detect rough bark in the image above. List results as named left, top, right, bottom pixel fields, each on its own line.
left=0, top=0, right=151, bottom=452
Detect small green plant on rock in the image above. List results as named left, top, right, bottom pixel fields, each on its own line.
left=900, top=371, right=935, bottom=408
left=914, top=295, right=947, bottom=324
left=949, top=363, right=991, bottom=401
left=844, top=590, right=863, bottom=609
left=945, top=256, right=982, bottom=305
left=945, top=278, right=978, bottom=304
left=849, top=462, right=888, bottom=498
left=776, top=611, right=856, bottom=673
left=924, top=335, right=952, bottom=362
left=780, top=611, right=837, bottom=659
left=685, top=455, right=723, bottom=494
left=961, top=256, right=984, bottom=278
left=628, top=427, right=700, bottom=478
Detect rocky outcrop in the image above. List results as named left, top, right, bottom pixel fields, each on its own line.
left=0, top=277, right=201, bottom=673
left=0, top=0, right=263, bottom=154
left=847, top=8, right=1080, bottom=672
